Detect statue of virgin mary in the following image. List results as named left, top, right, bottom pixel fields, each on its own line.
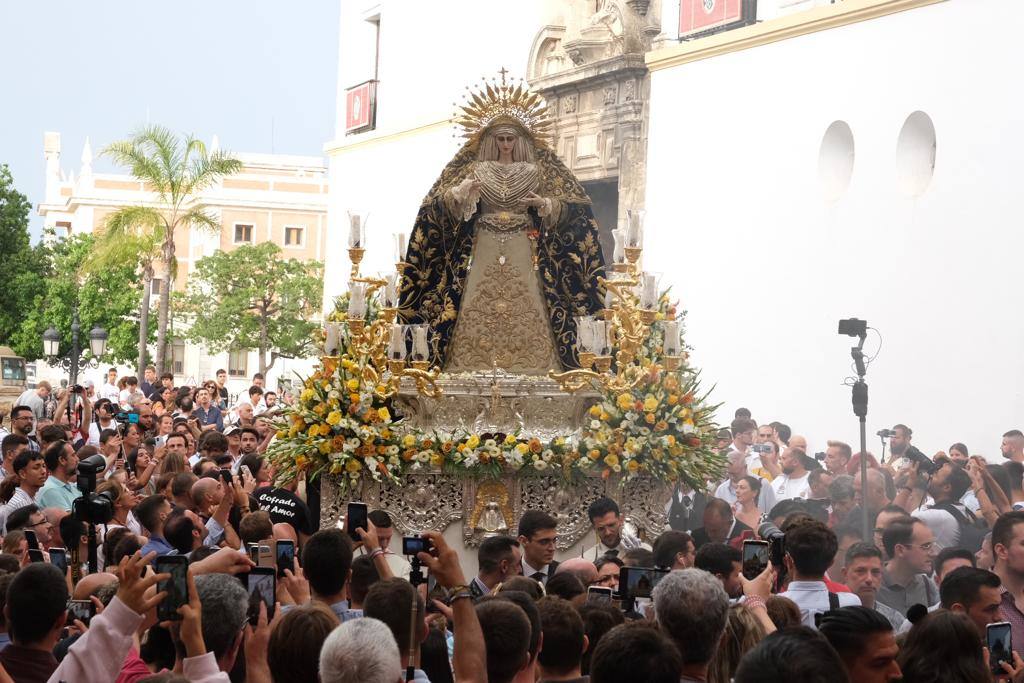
left=398, top=76, right=606, bottom=374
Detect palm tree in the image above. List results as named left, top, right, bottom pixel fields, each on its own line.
left=83, top=222, right=161, bottom=376
left=101, top=126, right=241, bottom=373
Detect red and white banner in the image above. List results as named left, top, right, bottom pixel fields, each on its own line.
left=345, top=81, right=376, bottom=133
left=679, top=0, right=755, bottom=39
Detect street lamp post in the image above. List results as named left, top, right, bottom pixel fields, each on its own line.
left=43, top=304, right=108, bottom=398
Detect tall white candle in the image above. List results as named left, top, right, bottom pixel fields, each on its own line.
left=411, top=325, right=429, bottom=361
left=388, top=323, right=407, bottom=359
left=612, top=228, right=625, bottom=263
left=394, top=233, right=407, bottom=263
left=348, top=213, right=363, bottom=248
left=384, top=273, right=399, bottom=308
left=641, top=273, right=658, bottom=309
left=348, top=283, right=366, bottom=318
left=663, top=320, right=681, bottom=356
left=626, top=209, right=645, bottom=248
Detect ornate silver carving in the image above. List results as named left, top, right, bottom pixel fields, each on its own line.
left=603, top=85, right=618, bottom=105
left=562, top=94, right=578, bottom=114
left=520, top=475, right=608, bottom=550
left=619, top=476, right=672, bottom=543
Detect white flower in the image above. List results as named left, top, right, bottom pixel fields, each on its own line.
left=365, top=456, right=379, bottom=471
left=328, top=390, right=341, bottom=400
left=682, top=422, right=695, bottom=434
left=462, top=451, right=479, bottom=467
left=389, top=456, right=400, bottom=466
left=542, top=449, right=554, bottom=461
left=590, top=420, right=601, bottom=430
left=506, top=450, right=524, bottom=468
left=416, top=451, right=431, bottom=463
left=533, top=459, right=548, bottom=471
left=484, top=439, right=497, bottom=448
left=346, top=437, right=361, bottom=447
left=639, top=427, right=651, bottom=436
left=625, top=412, right=638, bottom=422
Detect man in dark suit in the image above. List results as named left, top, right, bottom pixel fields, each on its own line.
left=667, top=483, right=708, bottom=533
left=517, top=509, right=560, bottom=584
left=691, top=497, right=753, bottom=550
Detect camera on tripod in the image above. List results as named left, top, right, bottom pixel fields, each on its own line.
left=72, top=454, right=115, bottom=525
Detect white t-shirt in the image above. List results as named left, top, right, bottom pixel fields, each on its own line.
left=97, top=382, right=120, bottom=403
left=779, top=580, right=861, bottom=629
left=772, top=472, right=811, bottom=501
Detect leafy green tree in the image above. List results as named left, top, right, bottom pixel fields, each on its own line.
left=102, top=125, right=241, bottom=373
left=11, top=233, right=146, bottom=365
left=0, top=165, right=47, bottom=349
left=177, top=242, right=323, bottom=375
left=83, top=212, right=162, bottom=376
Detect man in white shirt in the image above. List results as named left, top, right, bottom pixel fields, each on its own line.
left=778, top=519, right=861, bottom=628
left=88, top=399, right=118, bottom=446
left=714, top=450, right=777, bottom=513
left=582, top=496, right=651, bottom=561
left=772, top=447, right=812, bottom=501
left=15, top=381, right=51, bottom=423
left=97, top=368, right=120, bottom=403
left=0, top=449, right=48, bottom=533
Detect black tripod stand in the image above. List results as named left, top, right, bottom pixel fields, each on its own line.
left=839, top=318, right=871, bottom=542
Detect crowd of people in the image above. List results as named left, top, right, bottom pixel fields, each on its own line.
left=1, top=369, right=1024, bottom=682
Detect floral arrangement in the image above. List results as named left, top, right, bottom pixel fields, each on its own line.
left=265, top=291, right=725, bottom=492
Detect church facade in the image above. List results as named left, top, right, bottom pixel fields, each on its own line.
left=327, top=0, right=1021, bottom=458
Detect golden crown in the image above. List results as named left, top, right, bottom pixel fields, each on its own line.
left=453, top=68, right=552, bottom=147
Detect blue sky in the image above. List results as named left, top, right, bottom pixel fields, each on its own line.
left=0, top=1, right=339, bottom=241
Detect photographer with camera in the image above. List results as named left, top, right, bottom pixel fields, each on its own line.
left=895, top=459, right=983, bottom=552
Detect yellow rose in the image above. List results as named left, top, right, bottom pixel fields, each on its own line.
left=616, top=393, right=633, bottom=411
left=276, top=429, right=286, bottom=439
left=326, top=411, right=342, bottom=426
left=300, top=389, right=315, bottom=403
left=516, top=443, right=530, bottom=455
left=667, top=394, right=679, bottom=406
left=430, top=452, right=444, bottom=467
left=346, top=378, right=360, bottom=392
left=402, top=434, right=417, bottom=448
left=589, top=405, right=602, bottom=418
left=380, top=429, right=391, bottom=439
left=504, top=434, right=517, bottom=446
left=312, top=404, right=326, bottom=416
left=318, top=441, right=332, bottom=454
left=378, top=407, right=391, bottom=422
left=587, top=449, right=601, bottom=461
left=645, top=413, right=656, bottom=424
left=603, top=453, right=619, bottom=468
left=666, top=435, right=676, bottom=447
left=643, top=396, right=658, bottom=412
left=345, top=458, right=362, bottom=472
left=466, top=435, right=480, bottom=449
left=627, top=459, right=640, bottom=472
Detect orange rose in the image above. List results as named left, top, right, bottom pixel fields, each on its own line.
left=442, top=441, right=454, bottom=453
left=528, top=438, right=542, bottom=454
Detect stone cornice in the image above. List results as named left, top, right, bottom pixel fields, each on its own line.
left=646, top=0, right=947, bottom=72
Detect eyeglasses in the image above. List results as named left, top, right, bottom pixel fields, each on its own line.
left=28, top=519, right=50, bottom=528
left=13, top=415, right=33, bottom=421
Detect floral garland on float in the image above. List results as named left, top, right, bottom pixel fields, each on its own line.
left=265, top=244, right=725, bottom=494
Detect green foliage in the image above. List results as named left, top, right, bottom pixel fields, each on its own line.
left=103, top=125, right=242, bottom=372
left=0, top=165, right=47, bottom=349
left=178, top=242, right=323, bottom=373
left=10, top=233, right=150, bottom=364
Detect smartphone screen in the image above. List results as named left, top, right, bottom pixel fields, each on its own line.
left=156, top=556, right=190, bottom=621
left=24, top=529, right=39, bottom=551
left=988, top=622, right=1013, bottom=675
left=742, top=540, right=770, bottom=581
left=587, top=586, right=614, bottom=604
left=257, top=545, right=274, bottom=569
left=220, top=468, right=233, bottom=486
left=246, top=568, right=276, bottom=626
left=276, top=540, right=295, bottom=578
left=67, top=599, right=95, bottom=626
left=620, top=567, right=669, bottom=601
left=27, top=549, right=45, bottom=563
left=402, top=536, right=431, bottom=556
left=346, top=502, right=368, bottom=542
left=49, top=547, right=68, bottom=575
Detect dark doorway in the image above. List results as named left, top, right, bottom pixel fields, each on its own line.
left=582, top=178, right=619, bottom=264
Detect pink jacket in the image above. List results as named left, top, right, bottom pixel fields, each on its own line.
left=46, top=596, right=229, bottom=683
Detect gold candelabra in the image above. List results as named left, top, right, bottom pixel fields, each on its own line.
left=329, top=247, right=442, bottom=399
left=549, top=238, right=683, bottom=394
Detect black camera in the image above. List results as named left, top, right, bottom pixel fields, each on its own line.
left=70, top=385, right=84, bottom=395
left=838, top=318, right=867, bottom=337
left=402, top=536, right=434, bottom=556
left=73, top=454, right=115, bottom=525
left=904, top=445, right=938, bottom=476
left=813, top=451, right=826, bottom=461
left=757, top=522, right=788, bottom=587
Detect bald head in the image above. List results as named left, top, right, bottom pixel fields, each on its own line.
left=854, top=468, right=889, bottom=510
left=789, top=435, right=808, bottom=452
left=272, top=522, right=298, bottom=544
left=73, top=572, right=118, bottom=600
left=555, top=557, right=598, bottom=586
left=191, top=477, right=222, bottom=510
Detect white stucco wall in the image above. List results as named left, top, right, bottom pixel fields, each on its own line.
left=644, top=0, right=1023, bottom=458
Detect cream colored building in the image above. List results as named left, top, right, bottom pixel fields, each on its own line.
left=326, top=0, right=1022, bottom=464
left=36, top=132, right=329, bottom=397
